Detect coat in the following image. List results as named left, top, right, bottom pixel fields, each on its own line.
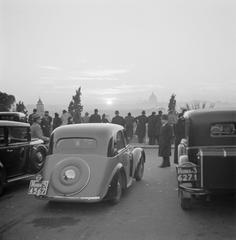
left=135, top=115, right=148, bottom=138
left=159, top=123, right=172, bottom=157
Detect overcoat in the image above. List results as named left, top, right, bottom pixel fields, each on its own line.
left=159, top=123, right=172, bottom=157
left=135, top=115, right=148, bottom=138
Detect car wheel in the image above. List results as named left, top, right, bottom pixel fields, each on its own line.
left=135, top=158, right=144, bottom=181
left=110, top=172, right=123, bottom=205
left=30, top=149, right=46, bottom=173
left=180, top=190, right=192, bottom=210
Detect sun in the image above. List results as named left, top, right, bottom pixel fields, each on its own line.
left=106, top=99, right=113, bottom=105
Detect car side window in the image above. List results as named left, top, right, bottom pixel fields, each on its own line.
left=8, top=127, right=28, bottom=144
left=116, top=131, right=125, bottom=151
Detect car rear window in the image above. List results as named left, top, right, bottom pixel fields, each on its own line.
left=55, top=138, right=97, bottom=154
left=210, top=122, right=236, bottom=137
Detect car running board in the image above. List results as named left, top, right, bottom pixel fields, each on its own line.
left=7, top=174, right=35, bottom=183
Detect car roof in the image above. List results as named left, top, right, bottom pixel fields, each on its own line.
left=0, top=112, right=26, bottom=117
left=53, top=123, right=124, bottom=140
left=185, top=109, right=236, bottom=122
left=0, top=120, right=30, bottom=127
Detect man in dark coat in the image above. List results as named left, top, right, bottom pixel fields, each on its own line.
left=89, top=109, right=101, bottom=123
left=173, top=110, right=186, bottom=164
left=159, top=115, right=172, bottom=167
left=135, top=110, right=148, bottom=143
left=112, top=110, right=125, bottom=126
left=148, top=112, right=157, bottom=145
left=155, top=111, right=162, bottom=144
left=125, top=112, right=135, bottom=141
left=53, top=112, right=62, bottom=130
left=41, top=111, right=52, bottom=137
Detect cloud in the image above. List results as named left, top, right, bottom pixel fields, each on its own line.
left=80, top=69, right=129, bottom=77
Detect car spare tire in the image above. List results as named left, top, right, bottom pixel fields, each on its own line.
left=51, top=157, right=90, bottom=195
left=30, top=147, right=46, bottom=173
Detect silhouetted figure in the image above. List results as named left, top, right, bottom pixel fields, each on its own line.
left=155, top=110, right=163, bottom=144
left=112, top=110, right=125, bottom=126
left=41, top=111, right=52, bottom=137
left=82, top=112, right=90, bottom=123
left=135, top=110, right=148, bottom=143
left=148, top=112, right=157, bottom=145
left=125, top=112, right=135, bottom=141
left=89, top=109, right=101, bottom=123
left=28, top=108, right=37, bottom=125
left=53, top=112, right=62, bottom=130
left=101, top=114, right=109, bottom=123
left=159, top=115, right=172, bottom=168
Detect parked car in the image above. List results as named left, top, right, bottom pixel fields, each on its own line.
left=176, top=109, right=236, bottom=210
left=28, top=123, right=145, bottom=204
left=0, top=120, right=48, bottom=195
left=0, top=112, right=27, bottom=122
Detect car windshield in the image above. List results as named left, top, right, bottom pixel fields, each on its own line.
left=55, top=138, right=97, bottom=154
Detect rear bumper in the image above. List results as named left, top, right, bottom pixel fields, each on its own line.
left=35, top=195, right=102, bottom=202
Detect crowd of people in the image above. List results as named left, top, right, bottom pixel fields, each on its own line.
left=28, top=108, right=186, bottom=168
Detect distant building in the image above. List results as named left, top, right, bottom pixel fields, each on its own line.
left=36, top=98, right=44, bottom=116
left=148, top=92, right=158, bottom=107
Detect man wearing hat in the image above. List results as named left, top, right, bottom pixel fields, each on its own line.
left=112, top=110, right=125, bottom=126
left=30, top=113, right=49, bottom=142
left=89, top=109, right=101, bottom=123
left=135, top=110, right=148, bottom=143
left=147, top=111, right=157, bottom=145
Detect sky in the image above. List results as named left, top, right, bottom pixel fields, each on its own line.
left=1, top=0, right=236, bottom=109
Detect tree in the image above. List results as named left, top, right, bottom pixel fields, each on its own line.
left=68, top=87, right=83, bottom=123
left=16, top=101, right=28, bottom=114
left=168, top=94, right=176, bottom=112
left=0, top=91, right=16, bottom=111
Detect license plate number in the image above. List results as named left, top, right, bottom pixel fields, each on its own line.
left=177, top=167, right=197, bottom=183
left=28, top=180, right=49, bottom=196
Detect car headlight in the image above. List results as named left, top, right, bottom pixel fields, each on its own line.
left=63, top=169, right=76, bottom=181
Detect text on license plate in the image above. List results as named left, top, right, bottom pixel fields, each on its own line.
left=177, top=167, right=197, bottom=183
left=28, top=180, right=49, bottom=196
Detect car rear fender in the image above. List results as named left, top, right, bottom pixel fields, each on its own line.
left=100, top=162, right=124, bottom=198
left=132, top=148, right=145, bottom=167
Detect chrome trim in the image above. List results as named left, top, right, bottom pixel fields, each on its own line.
left=199, top=150, right=203, bottom=188
left=40, top=195, right=101, bottom=201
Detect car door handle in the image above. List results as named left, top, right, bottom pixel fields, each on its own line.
left=6, top=149, right=13, bottom=152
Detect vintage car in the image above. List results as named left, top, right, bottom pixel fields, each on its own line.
left=28, top=123, right=145, bottom=204
left=0, top=121, right=48, bottom=195
left=176, top=109, right=236, bottom=210
left=0, top=112, right=27, bottom=122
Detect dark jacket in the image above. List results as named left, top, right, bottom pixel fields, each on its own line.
left=112, top=116, right=125, bottom=126
left=89, top=114, right=101, bottom=123
left=159, top=123, right=172, bottom=157
left=135, top=115, right=148, bottom=138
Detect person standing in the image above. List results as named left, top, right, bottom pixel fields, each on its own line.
left=61, top=110, right=71, bottom=125
left=135, top=110, right=148, bottom=143
left=30, top=114, right=49, bottom=142
left=82, top=112, right=90, bottom=123
left=28, top=108, right=37, bottom=125
left=53, top=112, right=62, bottom=130
left=158, top=115, right=173, bottom=168
left=125, top=112, right=135, bottom=141
left=155, top=110, right=163, bottom=144
left=173, top=110, right=186, bottom=164
left=89, top=109, right=101, bottom=123
left=41, top=111, right=52, bottom=137
left=101, top=114, right=109, bottom=123
left=111, top=110, right=125, bottom=126
left=147, top=112, right=157, bottom=145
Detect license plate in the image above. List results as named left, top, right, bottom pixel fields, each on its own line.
left=177, top=167, right=197, bottom=183
left=28, top=180, right=49, bottom=196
